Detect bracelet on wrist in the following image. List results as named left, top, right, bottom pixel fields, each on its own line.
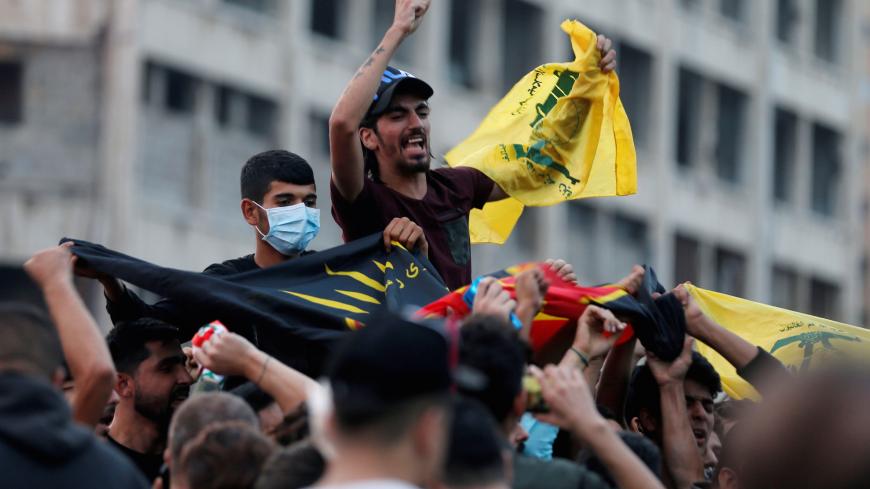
left=570, top=347, right=590, bottom=369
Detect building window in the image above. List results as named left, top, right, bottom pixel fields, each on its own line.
left=775, top=0, right=799, bottom=44
left=720, top=0, right=745, bottom=22
left=676, top=67, right=703, bottom=168
left=164, top=67, right=197, bottom=114
left=373, top=0, right=415, bottom=63
left=223, top=0, right=275, bottom=14
left=714, top=83, right=746, bottom=183
left=617, top=43, right=653, bottom=147
left=566, top=202, right=599, bottom=283
left=246, top=94, right=277, bottom=139
left=814, top=0, right=842, bottom=62
left=610, top=214, right=649, bottom=279
left=311, top=0, right=341, bottom=39
left=771, top=265, right=800, bottom=310
left=810, top=123, right=841, bottom=216
left=809, top=277, right=839, bottom=319
left=772, top=108, right=798, bottom=203
left=502, top=0, right=543, bottom=93
left=308, top=110, right=331, bottom=157
left=674, top=234, right=701, bottom=284
left=680, top=0, right=701, bottom=11
left=449, top=0, right=479, bottom=89
left=0, top=61, right=23, bottom=124
left=715, top=247, right=746, bottom=297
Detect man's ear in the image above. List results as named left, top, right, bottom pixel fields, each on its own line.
left=116, top=372, right=135, bottom=399
left=413, top=407, right=446, bottom=458
left=637, top=408, right=659, bottom=434
left=241, top=199, right=260, bottom=227
left=718, top=467, right=739, bottom=489
left=359, top=127, right=379, bottom=151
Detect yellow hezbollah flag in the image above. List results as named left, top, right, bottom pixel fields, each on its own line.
left=686, top=284, right=870, bottom=400
left=445, top=20, right=637, bottom=244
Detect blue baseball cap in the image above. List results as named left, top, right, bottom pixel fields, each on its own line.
left=367, top=66, right=434, bottom=118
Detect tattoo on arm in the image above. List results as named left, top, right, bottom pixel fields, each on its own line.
left=353, top=46, right=387, bottom=79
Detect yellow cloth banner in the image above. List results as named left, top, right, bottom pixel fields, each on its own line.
left=445, top=20, right=637, bottom=244
left=687, top=284, right=870, bottom=400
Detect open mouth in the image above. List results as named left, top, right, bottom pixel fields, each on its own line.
left=693, top=429, right=707, bottom=446
left=402, top=134, right=427, bottom=157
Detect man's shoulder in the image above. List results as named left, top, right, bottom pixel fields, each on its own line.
left=513, top=455, right=611, bottom=489
left=203, top=255, right=258, bottom=276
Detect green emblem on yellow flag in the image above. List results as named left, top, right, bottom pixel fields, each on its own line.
left=446, top=20, right=637, bottom=244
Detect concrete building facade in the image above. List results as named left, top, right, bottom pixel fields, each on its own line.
left=0, top=0, right=864, bottom=324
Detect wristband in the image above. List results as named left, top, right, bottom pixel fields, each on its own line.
left=570, top=347, right=590, bottom=369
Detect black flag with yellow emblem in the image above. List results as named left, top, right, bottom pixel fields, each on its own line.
left=63, top=234, right=449, bottom=376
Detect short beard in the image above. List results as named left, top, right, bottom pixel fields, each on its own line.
left=133, top=384, right=189, bottom=427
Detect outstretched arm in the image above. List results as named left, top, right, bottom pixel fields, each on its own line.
left=673, top=285, right=788, bottom=395
left=329, top=0, right=430, bottom=201
left=193, top=331, right=321, bottom=414
left=647, top=337, right=706, bottom=489
left=24, top=245, right=117, bottom=427
left=533, top=364, right=666, bottom=489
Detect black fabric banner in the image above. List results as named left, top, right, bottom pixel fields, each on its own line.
left=63, top=234, right=449, bottom=376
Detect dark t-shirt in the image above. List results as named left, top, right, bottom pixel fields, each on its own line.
left=330, top=167, right=494, bottom=290
left=106, top=435, right=164, bottom=483
left=512, top=454, right=611, bottom=489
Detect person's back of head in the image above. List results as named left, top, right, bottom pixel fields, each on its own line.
left=439, top=397, right=509, bottom=489
left=624, top=351, right=721, bottom=438
left=457, top=314, right=527, bottom=428
left=177, top=421, right=275, bottom=489
left=168, top=392, right=259, bottom=469
left=254, top=441, right=325, bottom=489
left=0, top=303, right=148, bottom=489
left=737, top=366, right=870, bottom=489
left=325, top=309, right=453, bottom=485
left=241, top=150, right=314, bottom=204
left=0, top=302, right=63, bottom=381
left=578, top=431, right=662, bottom=487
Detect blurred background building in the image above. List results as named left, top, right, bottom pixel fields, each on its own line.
left=0, top=0, right=866, bottom=325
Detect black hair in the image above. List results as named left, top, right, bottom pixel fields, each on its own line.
left=0, top=302, right=63, bottom=379
left=624, top=351, right=722, bottom=426
left=443, top=397, right=506, bottom=488
left=334, top=392, right=450, bottom=445
left=106, top=317, right=179, bottom=375
left=579, top=431, right=662, bottom=486
left=240, top=150, right=315, bottom=204
left=358, top=117, right=382, bottom=182
left=254, top=441, right=326, bottom=489
left=458, top=314, right=527, bottom=424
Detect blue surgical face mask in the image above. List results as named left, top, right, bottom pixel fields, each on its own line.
left=252, top=201, right=320, bottom=256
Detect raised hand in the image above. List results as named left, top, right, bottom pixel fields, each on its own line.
left=383, top=217, right=429, bottom=257
left=545, top=258, right=578, bottom=283
left=647, top=336, right=694, bottom=387
left=471, top=277, right=516, bottom=321
left=23, top=244, right=75, bottom=288
left=392, top=0, right=431, bottom=36
left=573, top=305, right=627, bottom=362
left=597, top=34, right=617, bottom=72
left=193, top=331, right=260, bottom=378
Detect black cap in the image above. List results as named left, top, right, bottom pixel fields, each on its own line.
left=366, top=66, right=434, bottom=119
left=327, top=308, right=451, bottom=418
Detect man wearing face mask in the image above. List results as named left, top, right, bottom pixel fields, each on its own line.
left=80, top=150, right=427, bottom=339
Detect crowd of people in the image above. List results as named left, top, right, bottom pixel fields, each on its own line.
left=2, top=1, right=870, bottom=489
